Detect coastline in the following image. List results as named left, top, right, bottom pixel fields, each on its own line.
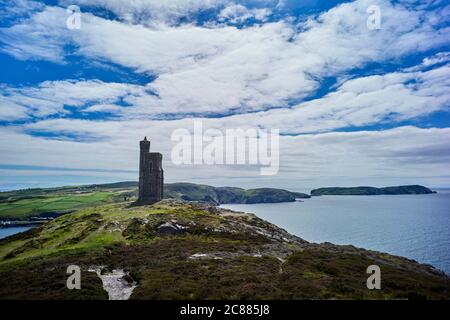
left=220, top=193, right=450, bottom=276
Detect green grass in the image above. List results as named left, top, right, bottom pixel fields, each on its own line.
left=0, top=200, right=263, bottom=264
left=0, top=192, right=114, bottom=220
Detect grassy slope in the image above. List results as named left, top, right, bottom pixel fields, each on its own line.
left=0, top=200, right=449, bottom=300
left=0, top=192, right=115, bottom=220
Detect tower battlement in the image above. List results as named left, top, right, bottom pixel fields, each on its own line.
left=138, top=137, right=164, bottom=204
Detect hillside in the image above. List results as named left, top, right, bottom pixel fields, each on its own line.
left=0, top=182, right=309, bottom=221
left=311, top=185, right=436, bottom=196
left=0, top=199, right=448, bottom=300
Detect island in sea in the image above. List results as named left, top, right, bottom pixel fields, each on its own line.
left=311, top=185, right=436, bottom=196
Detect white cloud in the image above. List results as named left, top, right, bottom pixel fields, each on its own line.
left=0, top=80, right=145, bottom=119
left=1, top=0, right=450, bottom=188
left=221, top=63, right=450, bottom=134
left=0, top=6, right=68, bottom=63
left=83, top=104, right=125, bottom=113
left=14, top=68, right=450, bottom=185
left=276, top=126, right=450, bottom=188
left=60, top=0, right=230, bottom=24
left=218, top=4, right=271, bottom=23
left=20, top=80, right=142, bottom=107
left=1, top=0, right=449, bottom=116
left=405, top=52, right=450, bottom=72
left=0, top=96, right=29, bottom=121
left=2, top=60, right=448, bottom=133
left=0, top=0, right=44, bottom=21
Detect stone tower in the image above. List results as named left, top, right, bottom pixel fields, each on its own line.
left=138, top=137, right=164, bottom=204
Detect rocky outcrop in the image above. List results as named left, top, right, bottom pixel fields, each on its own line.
left=89, top=267, right=137, bottom=300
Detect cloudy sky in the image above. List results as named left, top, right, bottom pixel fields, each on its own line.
left=0, top=0, right=449, bottom=191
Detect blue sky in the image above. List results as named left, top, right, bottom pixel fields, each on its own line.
left=0, top=0, right=449, bottom=191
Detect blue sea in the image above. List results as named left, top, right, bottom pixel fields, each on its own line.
left=222, top=190, right=450, bottom=275
left=0, top=226, right=32, bottom=239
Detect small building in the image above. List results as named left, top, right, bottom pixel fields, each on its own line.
left=138, top=137, right=164, bottom=204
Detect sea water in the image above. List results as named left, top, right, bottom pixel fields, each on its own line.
left=222, top=190, right=450, bottom=274
left=0, top=226, right=32, bottom=239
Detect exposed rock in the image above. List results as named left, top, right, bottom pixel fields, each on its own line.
left=156, top=221, right=186, bottom=235
left=188, top=243, right=301, bottom=262
left=189, top=253, right=224, bottom=260
left=89, top=266, right=137, bottom=300
left=102, top=221, right=125, bottom=232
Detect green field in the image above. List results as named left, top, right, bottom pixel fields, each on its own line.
left=0, top=192, right=114, bottom=220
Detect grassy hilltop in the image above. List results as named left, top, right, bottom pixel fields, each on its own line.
left=0, top=199, right=449, bottom=300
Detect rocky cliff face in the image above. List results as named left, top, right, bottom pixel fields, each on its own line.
left=0, top=200, right=448, bottom=300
